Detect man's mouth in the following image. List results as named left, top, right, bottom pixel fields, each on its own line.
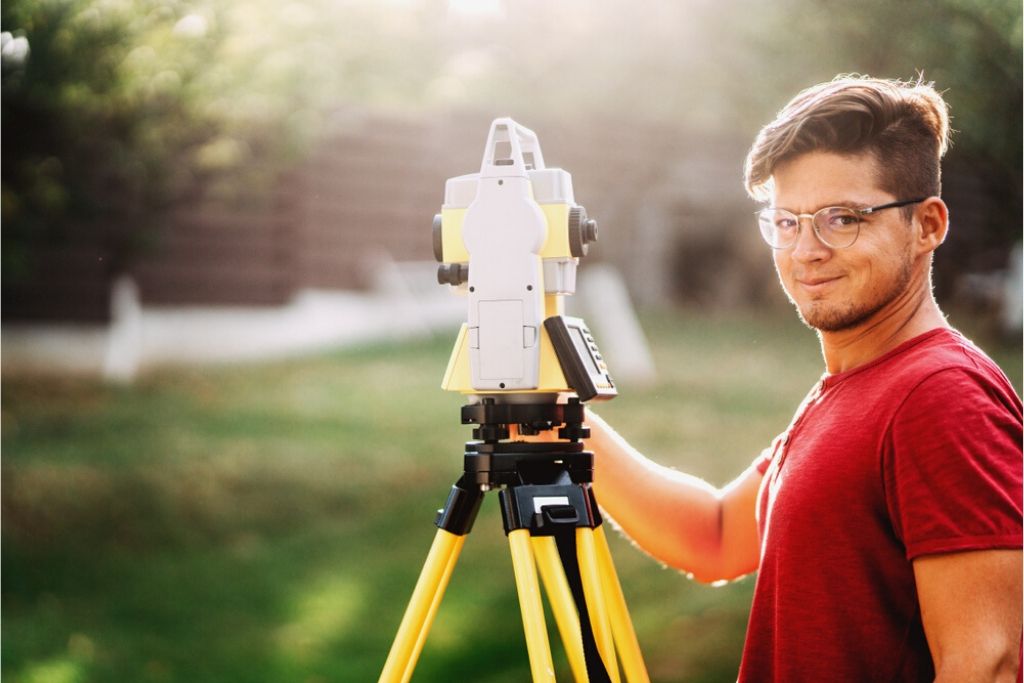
left=795, top=276, right=842, bottom=294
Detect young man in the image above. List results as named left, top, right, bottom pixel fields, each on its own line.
left=587, top=77, right=1023, bottom=681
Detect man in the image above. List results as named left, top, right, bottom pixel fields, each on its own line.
left=587, top=76, right=1023, bottom=681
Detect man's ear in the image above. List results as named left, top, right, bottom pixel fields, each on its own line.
left=915, top=197, right=949, bottom=254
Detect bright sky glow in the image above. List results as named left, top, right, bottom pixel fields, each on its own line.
left=173, top=14, right=208, bottom=38
left=447, top=0, right=505, bottom=20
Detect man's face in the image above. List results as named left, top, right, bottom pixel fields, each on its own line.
left=770, top=151, right=917, bottom=333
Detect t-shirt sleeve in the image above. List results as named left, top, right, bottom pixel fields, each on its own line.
left=883, top=367, right=1023, bottom=560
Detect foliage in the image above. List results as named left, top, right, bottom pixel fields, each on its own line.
left=0, top=0, right=446, bottom=281
left=2, top=0, right=215, bottom=278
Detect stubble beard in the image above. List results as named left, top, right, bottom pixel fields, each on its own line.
left=792, top=257, right=915, bottom=333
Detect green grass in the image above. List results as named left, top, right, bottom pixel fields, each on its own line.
left=3, top=308, right=1019, bottom=683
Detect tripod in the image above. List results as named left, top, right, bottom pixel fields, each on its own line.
left=379, top=399, right=649, bottom=682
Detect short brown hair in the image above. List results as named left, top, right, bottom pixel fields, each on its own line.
left=744, top=75, right=951, bottom=203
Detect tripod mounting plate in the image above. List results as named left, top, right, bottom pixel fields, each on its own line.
left=464, top=442, right=592, bottom=487
left=462, top=397, right=590, bottom=442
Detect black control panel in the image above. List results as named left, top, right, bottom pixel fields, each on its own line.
left=543, top=315, right=617, bottom=402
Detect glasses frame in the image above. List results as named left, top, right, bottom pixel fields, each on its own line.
left=757, top=197, right=928, bottom=250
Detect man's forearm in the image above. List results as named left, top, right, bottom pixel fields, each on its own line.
left=587, top=412, right=761, bottom=582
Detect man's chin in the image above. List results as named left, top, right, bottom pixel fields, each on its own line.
left=797, top=303, right=870, bottom=333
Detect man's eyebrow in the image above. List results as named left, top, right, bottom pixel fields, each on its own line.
left=771, top=199, right=875, bottom=212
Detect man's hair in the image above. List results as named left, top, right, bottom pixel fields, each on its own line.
left=744, top=75, right=952, bottom=204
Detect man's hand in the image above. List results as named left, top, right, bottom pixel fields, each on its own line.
left=915, top=548, right=1022, bottom=682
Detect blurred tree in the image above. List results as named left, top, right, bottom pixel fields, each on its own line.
left=0, top=0, right=447, bottom=285
left=1, top=0, right=221, bottom=279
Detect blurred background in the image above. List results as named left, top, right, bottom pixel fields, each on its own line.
left=2, top=1, right=1021, bottom=681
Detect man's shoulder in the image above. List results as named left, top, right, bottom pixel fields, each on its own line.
left=890, top=328, right=1022, bottom=417
left=883, top=328, right=1008, bottom=386
left=838, top=327, right=1021, bottom=416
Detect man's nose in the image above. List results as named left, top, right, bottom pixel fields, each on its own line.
left=790, top=216, right=831, bottom=261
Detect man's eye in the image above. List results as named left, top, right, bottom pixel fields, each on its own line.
left=825, top=211, right=859, bottom=228
left=775, top=218, right=797, bottom=230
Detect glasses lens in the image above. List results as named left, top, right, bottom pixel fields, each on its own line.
left=758, top=209, right=798, bottom=248
left=813, top=207, right=861, bottom=248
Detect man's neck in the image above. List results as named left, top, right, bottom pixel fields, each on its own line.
left=818, top=281, right=949, bottom=375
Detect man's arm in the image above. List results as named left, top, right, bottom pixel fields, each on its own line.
left=915, top=548, right=1022, bottom=682
left=587, top=411, right=763, bottom=583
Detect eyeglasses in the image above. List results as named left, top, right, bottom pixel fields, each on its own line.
left=756, top=198, right=927, bottom=249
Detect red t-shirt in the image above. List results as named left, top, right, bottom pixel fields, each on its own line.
left=739, top=328, right=1023, bottom=682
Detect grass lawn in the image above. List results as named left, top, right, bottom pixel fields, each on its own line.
left=3, top=308, right=1019, bottom=683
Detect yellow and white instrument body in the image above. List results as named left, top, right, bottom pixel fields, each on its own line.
left=435, top=118, right=599, bottom=397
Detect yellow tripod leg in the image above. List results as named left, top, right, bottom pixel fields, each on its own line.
left=532, top=536, right=588, bottom=683
left=509, top=529, right=556, bottom=682
left=400, top=534, right=464, bottom=683
left=594, top=525, right=650, bottom=683
left=379, top=529, right=466, bottom=683
left=577, top=527, right=622, bottom=683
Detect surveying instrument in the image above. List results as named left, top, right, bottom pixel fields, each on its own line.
left=379, top=119, right=649, bottom=682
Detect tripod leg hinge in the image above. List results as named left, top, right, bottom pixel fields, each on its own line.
left=435, top=482, right=485, bottom=536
